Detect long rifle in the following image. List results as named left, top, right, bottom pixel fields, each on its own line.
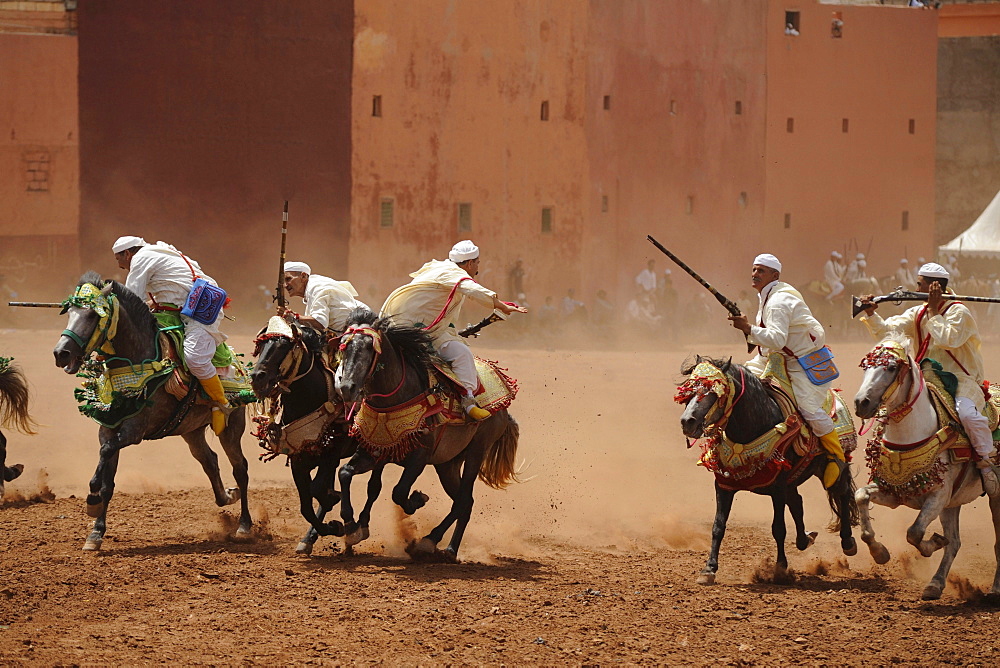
left=274, top=201, right=289, bottom=310
left=646, top=235, right=754, bottom=352
left=8, top=302, right=62, bottom=308
left=852, top=288, right=1000, bottom=318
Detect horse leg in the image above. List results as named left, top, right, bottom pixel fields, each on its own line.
left=215, top=411, right=252, bottom=535
left=787, top=488, right=817, bottom=551
left=180, top=430, right=231, bottom=506
left=0, top=430, right=23, bottom=499
left=294, top=450, right=345, bottom=554
left=922, top=506, right=961, bottom=600
left=834, top=470, right=859, bottom=556
left=84, top=447, right=120, bottom=551
left=348, top=462, right=386, bottom=547
left=698, top=485, right=736, bottom=585
left=390, top=450, right=430, bottom=515
left=990, top=496, right=1000, bottom=597
left=409, top=458, right=465, bottom=559
left=856, top=483, right=892, bottom=564
left=906, top=489, right=950, bottom=557
left=771, top=489, right=789, bottom=570
left=338, top=450, right=378, bottom=536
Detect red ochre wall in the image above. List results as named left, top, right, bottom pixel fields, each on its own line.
left=0, top=23, right=79, bottom=299
left=763, top=2, right=938, bottom=288
left=76, top=1, right=354, bottom=313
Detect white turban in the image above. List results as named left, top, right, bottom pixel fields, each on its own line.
left=449, top=240, right=480, bottom=263
left=112, top=236, right=147, bottom=253
left=856, top=253, right=865, bottom=260
left=753, top=253, right=782, bottom=272
left=900, top=258, right=908, bottom=264
left=918, top=262, right=950, bottom=280
left=283, top=261, right=311, bottom=275
left=831, top=251, right=842, bottom=259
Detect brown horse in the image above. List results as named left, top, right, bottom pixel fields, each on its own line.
left=0, top=357, right=33, bottom=497
left=334, top=310, right=520, bottom=561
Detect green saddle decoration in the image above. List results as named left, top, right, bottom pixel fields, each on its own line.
left=154, top=309, right=234, bottom=368
left=920, top=358, right=958, bottom=400
left=74, top=356, right=176, bottom=429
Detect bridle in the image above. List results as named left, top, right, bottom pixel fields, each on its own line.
left=674, top=361, right=746, bottom=434
left=337, top=324, right=406, bottom=401
left=60, top=283, right=120, bottom=358
left=253, top=319, right=317, bottom=397
left=858, top=341, right=924, bottom=431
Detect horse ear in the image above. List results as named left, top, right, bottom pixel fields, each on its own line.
left=101, top=282, right=114, bottom=296
left=722, top=357, right=732, bottom=372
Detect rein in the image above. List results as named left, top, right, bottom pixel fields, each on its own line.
left=338, top=324, right=406, bottom=401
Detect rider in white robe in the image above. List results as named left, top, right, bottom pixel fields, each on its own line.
left=859, top=262, right=1000, bottom=498
left=282, top=261, right=369, bottom=335
left=729, top=253, right=847, bottom=488
left=380, top=240, right=526, bottom=420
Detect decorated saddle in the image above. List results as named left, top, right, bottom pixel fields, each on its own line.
left=349, top=357, right=518, bottom=463
left=864, top=360, right=1000, bottom=501
left=691, top=353, right=855, bottom=493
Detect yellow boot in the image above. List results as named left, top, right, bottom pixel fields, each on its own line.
left=199, top=374, right=231, bottom=435
left=462, top=395, right=491, bottom=422
left=819, top=430, right=847, bottom=489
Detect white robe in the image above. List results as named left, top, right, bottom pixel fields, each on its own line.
left=302, top=274, right=367, bottom=333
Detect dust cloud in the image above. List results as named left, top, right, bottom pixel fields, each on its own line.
left=3, top=290, right=1000, bottom=591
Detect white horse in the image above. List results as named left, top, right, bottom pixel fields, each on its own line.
left=854, top=335, right=1000, bottom=600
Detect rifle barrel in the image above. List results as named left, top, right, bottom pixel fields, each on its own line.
left=8, top=302, right=62, bottom=308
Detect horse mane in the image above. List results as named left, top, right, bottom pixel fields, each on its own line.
left=76, top=271, right=158, bottom=339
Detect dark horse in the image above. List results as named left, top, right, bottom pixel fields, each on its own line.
left=334, top=311, right=521, bottom=561
left=52, top=272, right=252, bottom=551
left=250, top=313, right=383, bottom=554
left=0, top=357, right=33, bottom=497
left=678, top=356, right=858, bottom=583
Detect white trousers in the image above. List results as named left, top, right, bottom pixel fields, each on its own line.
left=439, top=339, right=477, bottom=396
left=183, top=321, right=223, bottom=380
left=956, top=396, right=996, bottom=459
left=747, top=354, right=835, bottom=437
left=826, top=280, right=844, bottom=301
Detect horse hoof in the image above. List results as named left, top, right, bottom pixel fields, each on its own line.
left=85, top=502, right=104, bottom=519
left=921, top=584, right=943, bottom=600
left=406, top=537, right=436, bottom=557
left=696, top=572, right=716, bottom=585
left=405, top=491, right=429, bottom=514
left=82, top=537, right=103, bottom=552
left=797, top=531, right=818, bottom=551
left=870, top=543, right=891, bottom=565
left=6, top=463, right=24, bottom=481
left=295, top=541, right=314, bottom=555
left=843, top=537, right=858, bottom=557
left=345, top=526, right=370, bottom=547
left=224, top=488, right=241, bottom=506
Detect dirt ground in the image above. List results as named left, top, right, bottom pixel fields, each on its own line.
left=1, top=323, right=999, bottom=665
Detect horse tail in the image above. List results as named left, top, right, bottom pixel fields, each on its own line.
left=0, top=362, right=36, bottom=435
left=826, top=464, right=859, bottom=533
left=478, top=413, right=521, bottom=490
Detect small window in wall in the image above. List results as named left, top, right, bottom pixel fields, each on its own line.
left=379, top=198, right=394, bottom=228
left=685, top=196, right=694, bottom=215
left=372, top=95, right=382, bottom=117
left=902, top=211, right=909, bottom=231
left=786, top=117, right=795, bottom=133
left=784, top=213, right=792, bottom=229
left=541, top=207, right=553, bottom=233
left=831, top=13, right=843, bottom=38
left=739, top=192, right=748, bottom=207
left=842, top=118, right=849, bottom=133
left=784, top=11, right=800, bottom=36
left=909, top=119, right=916, bottom=135
left=603, top=95, right=611, bottom=111
left=670, top=99, right=677, bottom=115
left=601, top=195, right=609, bottom=213
left=457, top=202, right=472, bottom=232
left=24, top=149, right=50, bottom=193
left=540, top=100, right=549, bottom=121
left=735, top=100, right=743, bottom=115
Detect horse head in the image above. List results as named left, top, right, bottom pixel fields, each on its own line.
left=250, top=315, right=316, bottom=399
left=334, top=321, right=383, bottom=404
left=53, top=273, right=116, bottom=374
left=855, top=336, right=911, bottom=419
left=676, top=356, right=736, bottom=438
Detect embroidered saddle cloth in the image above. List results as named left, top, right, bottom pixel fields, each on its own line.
left=350, top=357, right=518, bottom=463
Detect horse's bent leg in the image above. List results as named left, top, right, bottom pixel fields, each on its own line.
left=339, top=450, right=378, bottom=532
left=907, top=490, right=950, bottom=557
left=390, top=450, right=430, bottom=515
left=787, top=488, right=817, bottom=551
left=923, top=506, right=961, bottom=600
left=84, top=449, right=120, bottom=551
left=771, top=490, right=789, bottom=570
left=699, top=485, right=736, bottom=585
left=218, top=411, right=252, bottom=534
left=0, top=431, right=20, bottom=498
left=291, top=455, right=342, bottom=543
left=348, top=463, right=386, bottom=547
left=856, top=483, right=892, bottom=564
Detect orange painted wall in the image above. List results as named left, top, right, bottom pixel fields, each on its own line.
left=763, top=2, right=938, bottom=286
left=939, top=4, right=1000, bottom=38
left=0, top=28, right=79, bottom=293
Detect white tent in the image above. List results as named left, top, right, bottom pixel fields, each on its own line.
left=940, top=189, right=1000, bottom=257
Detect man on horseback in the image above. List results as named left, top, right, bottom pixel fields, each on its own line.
left=281, top=261, right=369, bottom=336
left=112, top=236, right=232, bottom=435
left=729, top=253, right=848, bottom=488
left=381, top=240, right=526, bottom=421
left=858, top=262, right=1000, bottom=498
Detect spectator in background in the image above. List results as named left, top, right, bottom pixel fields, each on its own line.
left=593, top=289, right=615, bottom=328
left=823, top=250, right=846, bottom=302
left=508, top=259, right=526, bottom=298
left=635, top=259, right=657, bottom=294
left=538, top=295, right=557, bottom=327
left=562, top=288, right=587, bottom=325
left=894, top=258, right=916, bottom=289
